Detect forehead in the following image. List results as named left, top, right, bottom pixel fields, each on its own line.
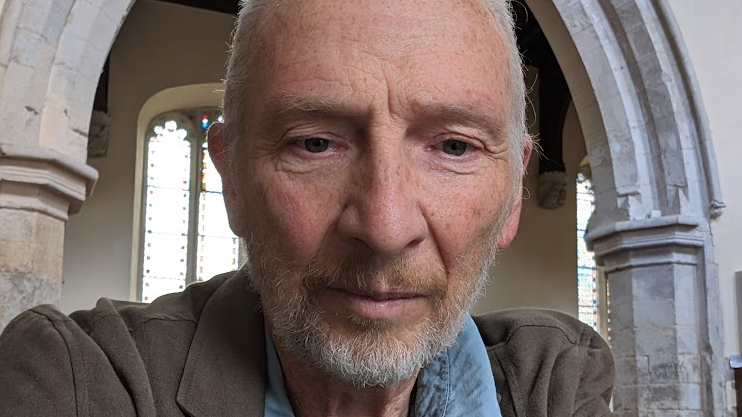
left=249, top=0, right=510, bottom=116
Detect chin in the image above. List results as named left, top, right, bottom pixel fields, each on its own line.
left=266, top=288, right=470, bottom=388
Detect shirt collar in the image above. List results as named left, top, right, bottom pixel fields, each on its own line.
left=264, top=323, right=296, bottom=417
left=413, top=315, right=502, bottom=416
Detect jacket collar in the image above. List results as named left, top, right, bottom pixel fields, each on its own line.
left=176, top=271, right=267, bottom=417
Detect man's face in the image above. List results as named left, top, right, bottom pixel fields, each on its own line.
left=219, top=0, right=523, bottom=386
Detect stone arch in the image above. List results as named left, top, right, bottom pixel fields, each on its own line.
left=1, top=0, right=133, bottom=160
left=0, top=0, right=134, bottom=218
left=0, top=0, right=134, bottom=327
left=525, top=0, right=727, bottom=414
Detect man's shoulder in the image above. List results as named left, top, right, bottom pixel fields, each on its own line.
left=473, top=309, right=617, bottom=417
left=67, top=271, right=236, bottom=334
left=0, top=271, right=245, bottom=417
left=473, top=308, right=606, bottom=350
left=1, top=271, right=236, bottom=359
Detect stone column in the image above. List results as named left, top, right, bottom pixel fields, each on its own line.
left=587, top=215, right=720, bottom=416
left=0, top=144, right=97, bottom=330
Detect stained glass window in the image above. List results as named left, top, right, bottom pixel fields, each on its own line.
left=576, top=171, right=599, bottom=331
left=141, top=110, right=240, bottom=302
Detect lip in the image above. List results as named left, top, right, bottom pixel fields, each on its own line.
left=342, top=287, right=419, bottom=300
left=325, top=287, right=425, bottom=320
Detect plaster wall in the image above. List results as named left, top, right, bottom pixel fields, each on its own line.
left=61, top=0, right=233, bottom=312
left=667, top=0, right=742, bottom=361
left=62, top=0, right=586, bottom=318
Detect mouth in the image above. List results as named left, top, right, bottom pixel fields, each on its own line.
left=323, top=287, right=427, bottom=320
left=342, top=287, right=420, bottom=300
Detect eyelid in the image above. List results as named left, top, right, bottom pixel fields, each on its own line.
left=287, top=135, right=349, bottom=158
left=294, top=135, right=337, bottom=146
left=280, top=129, right=332, bottom=145
left=434, top=135, right=483, bottom=150
left=281, top=120, right=349, bottom=144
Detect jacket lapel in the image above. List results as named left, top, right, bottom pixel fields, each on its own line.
left=176, top=271, right=267, bottom=417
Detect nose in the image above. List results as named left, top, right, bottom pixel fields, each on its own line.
left=336, top=144, right=429, bottom=256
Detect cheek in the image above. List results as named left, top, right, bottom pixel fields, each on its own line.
left=423, top=174, right=509, bottom=264
left=248, top=172, right=343, bottom=265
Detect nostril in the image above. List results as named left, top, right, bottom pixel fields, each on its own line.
left=405, top=237, right=425, bottom=250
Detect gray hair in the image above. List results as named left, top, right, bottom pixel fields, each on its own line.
left=222, top=0, right=528, bottom=178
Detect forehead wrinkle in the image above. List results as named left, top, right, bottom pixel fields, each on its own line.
left=274, top=93, right=344, bottom=114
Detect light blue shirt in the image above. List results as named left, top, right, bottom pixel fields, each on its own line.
left=264, top=316, right=502, bottom=416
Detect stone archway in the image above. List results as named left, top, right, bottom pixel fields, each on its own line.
left=525, top=0, right=728, bottom=414
left=0, top=0, right=135, bottom=328
left=0, top=0, right=730, bottom=414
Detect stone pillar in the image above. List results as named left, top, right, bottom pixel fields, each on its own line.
left=0, top=144, right=97, bottom=330
left=587, top=215, right=719, bottom=416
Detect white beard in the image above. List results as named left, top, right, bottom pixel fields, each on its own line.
left=246, top=240, right=497, bottom=388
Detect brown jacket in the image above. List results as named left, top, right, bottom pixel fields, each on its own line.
left=0, top=272, right=617, bottom=416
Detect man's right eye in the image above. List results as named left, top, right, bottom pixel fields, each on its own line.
left=304, top=138, right=330, bottom=153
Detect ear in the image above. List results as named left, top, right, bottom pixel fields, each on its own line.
left=207, top=122, right=242, bottom=235
left=497, top=136, right=533, bottom=250
left=207, top=122, right=231, bottom=189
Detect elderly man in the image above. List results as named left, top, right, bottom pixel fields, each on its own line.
left=0, top=0, right=616, bottom=416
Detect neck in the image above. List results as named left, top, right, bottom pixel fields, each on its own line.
left=275, top=346, right=418, bottom=417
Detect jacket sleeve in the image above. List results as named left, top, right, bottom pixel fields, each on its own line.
left=0, top=308, right=77, bottom=417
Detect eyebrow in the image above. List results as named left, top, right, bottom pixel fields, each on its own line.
left=409, top=103, right=507, bottom=141
left=261, top=93, right=363, bottom=123
left=260, top=92, right=507, bottom=139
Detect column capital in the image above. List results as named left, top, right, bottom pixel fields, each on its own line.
left=585, top=215, right=705, bottom=272
left=0, top=143, right=98, bottom=221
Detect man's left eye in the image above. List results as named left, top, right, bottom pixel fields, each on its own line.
left=440, top=139, right=468, bottom=156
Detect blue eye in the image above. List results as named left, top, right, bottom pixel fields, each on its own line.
left=304, top=138, right=330, bottom=153
left=441, top=140, right=468, bottom=156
